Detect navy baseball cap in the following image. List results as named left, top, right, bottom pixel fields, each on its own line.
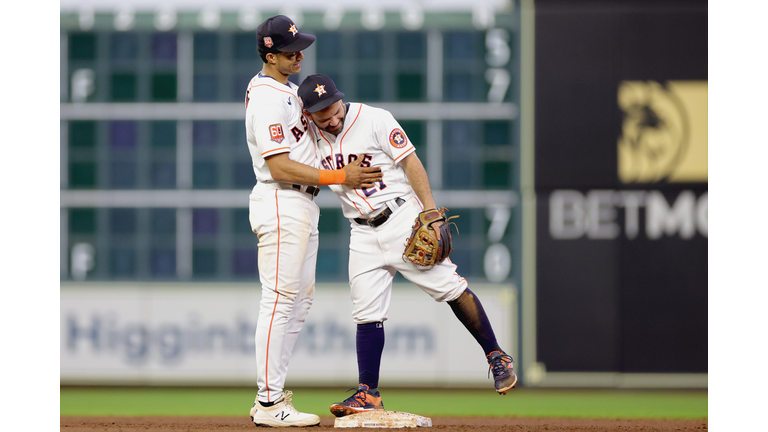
left=298, top=74, right=345, bottom=113
left=257, top=15, right=315, bottom=53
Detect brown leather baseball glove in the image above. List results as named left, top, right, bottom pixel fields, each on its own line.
left=403, top=208, right=459, bottom=267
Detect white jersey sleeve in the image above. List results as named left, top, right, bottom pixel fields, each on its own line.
left=374, top=109, right=416, bottom=165
left=249, top=101, right=291, bottom=158
left=245, top=74, right=318, bottom=185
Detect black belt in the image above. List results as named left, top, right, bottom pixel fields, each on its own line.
left=354, top=197, right=406, bottom=228
left=292, top=184, right=320, bottom=197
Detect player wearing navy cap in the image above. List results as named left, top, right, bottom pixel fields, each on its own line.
left=245, top=18, right=382, bottom=428
left=298, top=74, right=517, bottom=418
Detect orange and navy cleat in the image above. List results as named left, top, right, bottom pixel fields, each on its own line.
left=329, top=384, right=385, bottom=417
left=487, top=351, right=517, bottom=394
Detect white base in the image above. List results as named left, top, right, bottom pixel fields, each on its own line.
left=334, top=411, right=432, bottom=428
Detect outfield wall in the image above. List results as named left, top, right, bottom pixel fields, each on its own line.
left=60, top=282, right=516, bottom=387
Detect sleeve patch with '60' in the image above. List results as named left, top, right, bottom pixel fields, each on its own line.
left=269, top=124, right=285, bottom=143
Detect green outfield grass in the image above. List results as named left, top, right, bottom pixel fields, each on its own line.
left=60, top=387, right=707, bottom=419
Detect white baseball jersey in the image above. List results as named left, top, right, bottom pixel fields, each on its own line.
left=244, top=72, right=320, bottom=404
left=246, top=72, right=319, bottom=186
left=309, top=102, right=467, bottom=324
left=313, top=103, right=417, bottom=219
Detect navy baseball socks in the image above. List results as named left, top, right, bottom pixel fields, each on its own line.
left=448, top=288, right=517, bottom=394
left=356, top=322, right=384, bottom=390
left=330, top=322, right=386, bottom=417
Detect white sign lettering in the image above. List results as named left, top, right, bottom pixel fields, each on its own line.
left=549, top=189, right=707, bottom=240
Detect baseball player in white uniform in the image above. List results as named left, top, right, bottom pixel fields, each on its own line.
left=297, top=74, right=518, bottom=417
left=245, top=20, right=382, bottom=427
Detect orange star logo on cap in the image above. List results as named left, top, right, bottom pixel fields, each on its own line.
left=289, top=24, right=298, bottom=36
left=314, top=84, right=327, bottom=97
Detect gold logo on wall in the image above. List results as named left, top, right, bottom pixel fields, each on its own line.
left=617, top=81, right=708, bottom=183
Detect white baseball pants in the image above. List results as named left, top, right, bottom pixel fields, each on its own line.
left=348, top=196, right=468, bottom=324
left=249, top=183, right=319, bottom=403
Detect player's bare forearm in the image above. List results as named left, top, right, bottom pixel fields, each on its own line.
left=400, top=153, right=437, bottom=210
left=264, top=153, right=324, bottom=185
left=401, top=153, right=444, bottom=239
left=344, top=155, right=383, bottom=189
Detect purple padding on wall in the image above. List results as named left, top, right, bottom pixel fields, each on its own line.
left=193, top=209, right=219, bottom=234
left=151, top=249, right=176, bottom=276
left=233, top=249, right=258, bottom=275
left=193, top=121, right=218, bottom=146
left=110, top=121, right=137, bottom=149
left=152, top=33, right=177, bottom=61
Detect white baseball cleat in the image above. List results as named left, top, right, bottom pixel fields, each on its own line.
left=249, top=390, right=321, bottom=427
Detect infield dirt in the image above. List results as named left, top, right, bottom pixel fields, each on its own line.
left=61, top=416, right=707, bottom=431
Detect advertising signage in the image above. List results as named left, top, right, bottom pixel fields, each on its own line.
left=534, top=0, right=707, bottom=374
